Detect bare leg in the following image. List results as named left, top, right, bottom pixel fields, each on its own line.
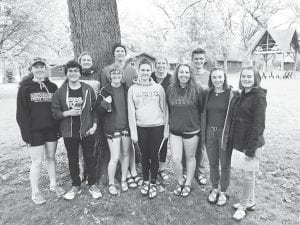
left=107, top=138, right=121, bottom=185
left=45, top=141, right=58, bottom=188
left=183, top=135, right=199, bottom=186
left=120, top=136, right=130, bottom=182
left=170, top=134, right=184, bottom=185
left=29, top=145, right=45, bottom=194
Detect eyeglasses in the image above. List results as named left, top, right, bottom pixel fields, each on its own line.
left=67, top=69, right=80, bottom=73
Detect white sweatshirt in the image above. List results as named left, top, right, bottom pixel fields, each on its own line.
left=127, top=78, right=169, bottom=142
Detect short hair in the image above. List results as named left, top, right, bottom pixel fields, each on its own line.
left=239, top=66, right=261, bottom=90
left=191, top=48, right=206, bottom=58
left=138, top=58, right=152, bottom=70
left=154, top=56, right=169, bottom=68
left=64, top=60, right=82, bottom=76
left=112, top=43, right=127, bottom=56
left=208, top=67, right=229, bottom=90
left=78, top=51, right=92, bottom=64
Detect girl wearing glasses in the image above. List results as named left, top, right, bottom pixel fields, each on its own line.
left=95, top=64, right=131, bottom=195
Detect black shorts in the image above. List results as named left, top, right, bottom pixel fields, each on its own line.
left=30, top=127, right=59, bottom=147
left=170, top=130, right=200, bottom=139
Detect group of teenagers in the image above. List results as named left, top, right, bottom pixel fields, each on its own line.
left=16, top=44, right=267, bottom=221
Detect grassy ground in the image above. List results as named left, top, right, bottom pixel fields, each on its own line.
left=0, top=76, right=299, bottom=225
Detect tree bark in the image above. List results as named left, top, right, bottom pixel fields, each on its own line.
left=67, top=0, right=121, bottom=184
left=67, top=0, right=121, bottom=70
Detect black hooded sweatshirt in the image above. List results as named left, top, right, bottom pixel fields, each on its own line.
left=16, top=75, right=58, bottom=143
left=230, top=87, right=267, bottom=157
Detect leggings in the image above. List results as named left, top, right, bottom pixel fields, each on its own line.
left=159, top=138, right=168, bottom=163
left=137, top=125, right=164, bottom=184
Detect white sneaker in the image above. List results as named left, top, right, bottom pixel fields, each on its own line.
left=63, top=186, right=81, bottom=200
left=232, top=206, right=246, bottom=221
left=32, top=192, right=46, bottom=205
left=89, top=185, right=102, bottom=199
left=50, top=185, right=65, bottom=197
left=216, top=192, right=227, bottom=206
left=232, top=202, right=256, bottom=211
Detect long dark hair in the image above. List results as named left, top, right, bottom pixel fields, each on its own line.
left=208, top=67, right=229, bottom=90
left=168, top=64, right=200, bottom=105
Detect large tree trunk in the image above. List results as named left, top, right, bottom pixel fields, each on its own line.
left=67, top=0, right=121, bottom=184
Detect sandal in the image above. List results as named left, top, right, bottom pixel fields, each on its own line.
left=173, top=183, right=183, bottom=196
left=180, top=185, right=191, bottom=197
left=108, top=184, right=119, bottom=196
left=140, top=181, right=150, bottom=196
left=207, top=189, right=219, bottom=204
left=195, top=174, right=207, bottom=185
left=126, top=176, right=138, bottom=188
left=148, top=184, right=157, bottom=199
left=121, top=181, right=128, bottom=192
left=158, top=169, right=169, bottom=181
left=132, top=175, right=143, bottom=186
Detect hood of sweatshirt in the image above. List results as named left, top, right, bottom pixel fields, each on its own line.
left=243, top=86, right=267, bottom=97
left=132, top=77, right=156, bottom=86
left=82, top=66, right=96, bottom=77
left=19, top=75, right=53, bottom=92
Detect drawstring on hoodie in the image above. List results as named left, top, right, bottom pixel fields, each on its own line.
left=39, top=82, right=50, bottom=93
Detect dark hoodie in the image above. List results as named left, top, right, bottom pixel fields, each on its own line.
left=80, top=66, right=101, bottom=81
left=230, top=87, right=267, bottom=157
left=16, top=75, right=58, bottom=143
left=151, top=72, right=172, bottom=92
left=80, top=67, right=101, bottom=95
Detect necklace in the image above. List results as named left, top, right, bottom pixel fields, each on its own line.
left=214, top=89, right=224, bottom=96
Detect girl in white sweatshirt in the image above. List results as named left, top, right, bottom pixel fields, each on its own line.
left=128, top=59, right=168, bottom=199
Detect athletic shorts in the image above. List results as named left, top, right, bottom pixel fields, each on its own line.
left=105, top=129, right=130, bottom=140
left=170, top=130, right=200, bottom=139
left=29, top=127, right=59, bottom=147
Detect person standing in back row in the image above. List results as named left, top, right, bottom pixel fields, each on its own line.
left=183, top=48, right=210, bottom=185
left=77, top=51, right=101, bottom=183
left=151, top=56, right=172, bottom=181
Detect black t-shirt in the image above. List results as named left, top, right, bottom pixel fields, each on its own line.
left=112, top=85, right=128, bottom=130
left=206, top=90, right=230, bottom=128
left=67, top=86, right=83, bottom=138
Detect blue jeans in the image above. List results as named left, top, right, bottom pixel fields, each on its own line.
left=206, top=126, right=232, bottom=192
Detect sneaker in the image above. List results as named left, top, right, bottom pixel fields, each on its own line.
left=232, top=202, right=256, bottom=211
left=63, top=186, right=81, bottom=200
left=216, top=192, right=227, bottom=206
left=50, top=185, right=65, bottom=197
left=32, top=192, right=46, bottom=205
left=208, top=189, right=219, bottom=204
left=89, top=185, right=102, bottom=199
left=232, top=206, right=246, bottom=221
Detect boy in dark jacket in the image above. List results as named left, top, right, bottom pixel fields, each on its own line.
left=52, top=60, right=102, bottom=200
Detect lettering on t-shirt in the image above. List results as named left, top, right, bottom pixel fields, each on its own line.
left=30, top=92, right=53, bottom=102
left=67, top=97, right=83, bottom=109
